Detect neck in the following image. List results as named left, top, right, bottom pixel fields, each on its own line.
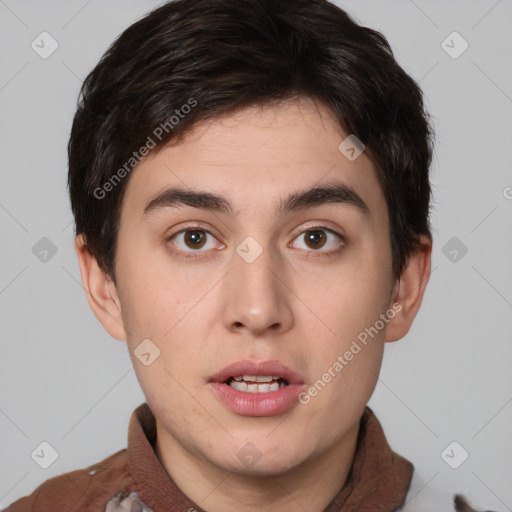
left=155, top=421, right=360, bottom=512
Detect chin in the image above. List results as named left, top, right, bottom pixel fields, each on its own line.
left=214, top=442, right=309, bottom=478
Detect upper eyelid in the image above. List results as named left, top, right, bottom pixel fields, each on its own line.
left=168, top=224, right=342, bottom=238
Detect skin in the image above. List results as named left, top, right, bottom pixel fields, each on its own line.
left=76, top=97, right=431, bottom=512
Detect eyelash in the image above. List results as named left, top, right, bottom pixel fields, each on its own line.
left=167, top=225, right=345, bottom=260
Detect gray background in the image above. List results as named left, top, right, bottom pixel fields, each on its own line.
left=1, top=0, right=511, bottom=510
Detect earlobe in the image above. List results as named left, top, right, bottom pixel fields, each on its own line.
left=385, top=234, right=432, bottom=343
left=74, top=234, right=127, bottom=341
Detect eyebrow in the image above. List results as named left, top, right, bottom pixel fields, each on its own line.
left=143, top=181, right=371, bottom=219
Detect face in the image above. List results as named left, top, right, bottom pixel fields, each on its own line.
left=109, top=98, right=399, bottom=476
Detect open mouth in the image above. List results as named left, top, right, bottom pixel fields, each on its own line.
left=225, top=375, right=290, bottom=393
left=208, top=361, right=305, bottom=416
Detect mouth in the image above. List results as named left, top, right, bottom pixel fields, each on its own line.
left=208, top=359, right=304, bottom=388
left=208, top=359, right=305, bottom=416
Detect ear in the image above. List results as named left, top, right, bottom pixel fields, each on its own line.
left=385, top=234, right=432, bottom=343
left=74, top=234, right=127, bottom=341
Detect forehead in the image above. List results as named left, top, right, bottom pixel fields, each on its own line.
left=120, top=98, right=387, bottom=226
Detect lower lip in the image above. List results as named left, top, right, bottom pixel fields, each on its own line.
left=208, top=382, right=305, bottom=417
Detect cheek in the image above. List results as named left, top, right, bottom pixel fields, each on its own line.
left=116, top=265, right=215, bottom=383
left=115, top=245, right=185, bottom=332
left=305, top=266, right=389, bottom=344
left=297, top=249, right=390, bottom=399
left=299, top=330, right=384, bottom=430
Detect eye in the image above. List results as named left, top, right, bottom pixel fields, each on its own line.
left=169, top=228, right=222, bottom=254
left=167, top=225, right=343, bottom=258
left=290, top=227, right=344, bottom=254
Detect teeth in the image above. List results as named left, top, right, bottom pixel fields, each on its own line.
left=232, top=375, right=280, bottom=383
left=228, top=379, right=287, bottom=393
left=254, top=375, right=275, bottom=382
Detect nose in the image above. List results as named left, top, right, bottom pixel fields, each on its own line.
left=221, top=244, right=294, bottom=337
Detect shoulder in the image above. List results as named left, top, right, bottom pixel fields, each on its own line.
left=3, top=448, right=134, bottom=512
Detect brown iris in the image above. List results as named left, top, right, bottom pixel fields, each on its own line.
left=304, top=230, right=327, bottom=250
left=184, top=230, right=207, bottom=249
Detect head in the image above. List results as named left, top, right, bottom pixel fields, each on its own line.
left=70, top=0, right=433, bottom=477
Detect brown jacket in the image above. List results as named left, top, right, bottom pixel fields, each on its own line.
left=4, top=403, right=415, bottom=511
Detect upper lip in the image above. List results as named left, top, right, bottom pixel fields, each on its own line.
left=209, top=359, right=305, bottom=385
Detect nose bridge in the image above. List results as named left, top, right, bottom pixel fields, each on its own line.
left=237, top=242, right=278, bottom=294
